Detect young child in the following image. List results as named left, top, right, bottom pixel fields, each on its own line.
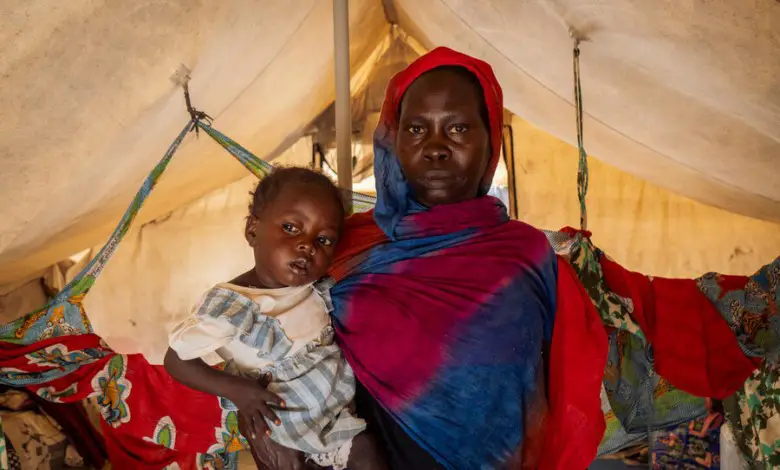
left=164, top=167, right=383, bottom=470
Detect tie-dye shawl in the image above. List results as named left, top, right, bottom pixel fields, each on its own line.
left=327, top=48, right=604, bottom=469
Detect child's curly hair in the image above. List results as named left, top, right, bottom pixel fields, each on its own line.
left=249, top=167, right=345, bottom=219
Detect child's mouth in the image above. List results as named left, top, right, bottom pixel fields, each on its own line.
left=288, top=257, right=311, bottom=276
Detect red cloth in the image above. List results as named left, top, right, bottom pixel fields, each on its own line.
left=539, top=258, right=608, bottom=469
left=0, top=334, right=239, bottom=469
left=599, top=256, right=759, bottom=399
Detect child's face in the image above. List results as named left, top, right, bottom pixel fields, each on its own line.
left=245, top=183, right=343, bottom=288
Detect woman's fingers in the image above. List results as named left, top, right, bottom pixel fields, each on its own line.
left=258, top=372, right=273, bottom=387
left=245, top=373, right=285, bottom=435
left=259, top=389, right=285, bottom=408
left=256, top=374, right=286, bottom=407
left=237, top=410, right=252, bottom=438
left=249, top=411, right=270, bottom=439
left=257, top=388, right=285, bottom=408
left=258, top=402, right=281, bottom=428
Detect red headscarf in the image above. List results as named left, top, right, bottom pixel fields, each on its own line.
left=369, top=47, right=507, bottom=238
left=376, top=46, right=504, bottom=195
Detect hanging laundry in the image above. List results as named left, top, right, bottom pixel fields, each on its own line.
left=699, top=258, right=780, bottom=467
left=652, top=402, right=724, bottom=469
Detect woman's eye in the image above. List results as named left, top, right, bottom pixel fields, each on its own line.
left=282, top=223, right=299, bottom=234
left=406, top=125, right=425, bottom=135
left=317, top=236, right=333, bottom=247
left=450, top=124, right=468, bottom=134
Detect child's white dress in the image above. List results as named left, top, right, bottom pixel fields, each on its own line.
left=169, top=282, right=365, bottom=468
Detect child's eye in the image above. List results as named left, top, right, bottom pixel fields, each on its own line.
left=317, top=236, right=333, bottom=247
left=282, top=223, right=300, bottom=235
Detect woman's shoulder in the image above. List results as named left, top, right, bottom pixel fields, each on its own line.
left=340, top=210, right=386, bottom=241
left=333, top=210, right=388, bottom=267
left=498, top=220, right=559, bottom=271
left=343, top=210, right=378, bottom=230
left=503, top=219, right=553, bottom=247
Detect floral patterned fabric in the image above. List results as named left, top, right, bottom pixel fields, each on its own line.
left=652, top=412, right=723, bottom=469
left=0, top=122, right=244, bottom=469
left=698, top=258, right=780, bottom=468
left=0, top=418, right=7, bottom=470
left=0, top=334, right=244, bottom=469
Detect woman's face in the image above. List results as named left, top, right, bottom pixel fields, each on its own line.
left=396, top=68, right=491, bottom=207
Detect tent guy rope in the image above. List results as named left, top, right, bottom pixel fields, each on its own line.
left=569, top=27, right=590, bottom=233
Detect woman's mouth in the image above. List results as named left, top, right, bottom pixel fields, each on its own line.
left=420, top=170, right=458, bottom=189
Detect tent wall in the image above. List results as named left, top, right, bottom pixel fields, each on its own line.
left=510, top=116, right=780, bottom=278
left=0, top=0, right=389, bottom=286
left=0, top=279, right=47, bottom=326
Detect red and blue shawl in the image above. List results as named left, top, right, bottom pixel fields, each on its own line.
left=326, top=48, right=607, bottom=469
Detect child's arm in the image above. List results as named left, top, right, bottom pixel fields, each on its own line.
left=164, top=347, right=284, bottom=438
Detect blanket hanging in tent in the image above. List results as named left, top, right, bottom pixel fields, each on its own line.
left=700, top=260, right=780, bottom=467
left=0, top=116, right=774, bottom=469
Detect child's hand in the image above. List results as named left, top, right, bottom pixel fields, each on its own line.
left=227, top=372, right=285, bottom=439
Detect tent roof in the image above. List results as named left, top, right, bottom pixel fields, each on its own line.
left=1, top=0, right=778, bottom=286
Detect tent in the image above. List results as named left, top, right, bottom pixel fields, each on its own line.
left=3, top=0, right=778, bottom=359
left=0, top=0, right=778, bottom=465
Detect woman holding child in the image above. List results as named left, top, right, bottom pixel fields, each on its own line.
left=0, top=46, right=766, bottom=470
left=237, top=47, right=761, bottom=469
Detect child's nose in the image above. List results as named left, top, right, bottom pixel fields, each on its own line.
left=297, top=241, right=315, bottom=256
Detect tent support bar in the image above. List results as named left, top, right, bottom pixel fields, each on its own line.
left=333, top=0, right=352, bottom=192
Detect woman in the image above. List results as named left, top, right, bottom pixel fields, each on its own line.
left=239, top=47, right=761, bottom=469
left=326, top=49, right=603, bottom=470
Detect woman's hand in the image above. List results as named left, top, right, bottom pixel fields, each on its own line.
left=226, top=373, right=285, bottom=439
left=238, top=408, right=312, bottom=470
left=164, top=348, right=283, bottom=437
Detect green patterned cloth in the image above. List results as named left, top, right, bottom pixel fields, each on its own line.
left=699, top=258, right=780, bottom=468
left=564, top=234, right=780, bottom=465
left=0, top=418, right=6, bottom=470
left=560, top=234, right=707, bottom=455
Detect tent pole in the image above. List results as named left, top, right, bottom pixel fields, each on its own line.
left=333, top=0, right=352, bottom=193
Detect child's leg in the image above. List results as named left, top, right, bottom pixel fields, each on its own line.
left=306, top=432, right=387, bottom=470
left=238, top=410, right=311, bottom=469
left=345, top=432, right=389, bottom=470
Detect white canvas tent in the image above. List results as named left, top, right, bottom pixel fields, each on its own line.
left=1, top=0, right=779, bottom=364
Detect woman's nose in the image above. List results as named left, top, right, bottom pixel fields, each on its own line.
left=423, top=142, right=451, bottom=161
